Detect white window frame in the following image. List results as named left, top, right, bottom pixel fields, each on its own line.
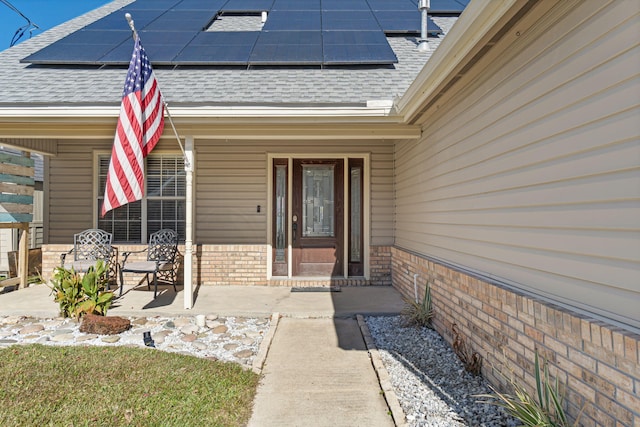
left=93, top=150, right=186, bottom=244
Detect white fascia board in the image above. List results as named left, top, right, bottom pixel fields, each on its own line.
left=0, top=103, right=397, bottom=120
left=395, top=0, right=523, bottom=123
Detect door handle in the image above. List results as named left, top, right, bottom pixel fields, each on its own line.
left=292, top=223, right=297, bottom=242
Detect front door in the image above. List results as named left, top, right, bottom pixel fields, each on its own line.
left=292, top=159, right=343, bottom=276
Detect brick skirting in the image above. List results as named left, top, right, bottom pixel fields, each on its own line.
left=391, top=246, right=639, bottom=426
left=41, top=244, right=394, bottom=287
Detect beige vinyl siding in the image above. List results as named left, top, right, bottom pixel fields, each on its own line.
left=394, top=0, right=640, bottom=328
left=47, top=139, right=111, bottom=243
left=195, top=139, right=393, bottom=245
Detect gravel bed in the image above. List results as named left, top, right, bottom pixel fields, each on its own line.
left=366, top=316, right=518, bottom=427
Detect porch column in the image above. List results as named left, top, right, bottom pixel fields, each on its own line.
left=183, top=136, right=194, bottom=309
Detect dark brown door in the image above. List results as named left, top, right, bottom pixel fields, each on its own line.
left=292, top=159, right=343, bottom=276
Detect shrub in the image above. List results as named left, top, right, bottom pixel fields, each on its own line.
left=478, top=352, right=579, bottom=427
left=49, top=260, right=113, bottom=319
left=402, top=280, right=433, bottom=328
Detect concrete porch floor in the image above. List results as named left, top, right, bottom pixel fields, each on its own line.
left=0, top=282, right=406, bottom=319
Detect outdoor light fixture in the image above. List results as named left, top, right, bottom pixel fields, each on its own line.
left=143, top=331, right=155, bottom=347
left=418, top=0, right=430, bottom=52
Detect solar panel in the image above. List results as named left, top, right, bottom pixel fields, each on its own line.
left=83, top=10, right=166, bottom=31
left=22, top=0, right=468, bottom=66
left=374, top=12, right=442, bottom=34
left=96, top=30, right=200, bottom=65
left=262, top=10, right=321, bottom=31
left=171, top=0, right=228, bottom=10
left=323, top=43, right=397, bottom=65
left=121, top=0, right=182, bottom=10
left=173, top=31, right=259, bottom=64
left=429, top=0, right=467, bottom=14
left=322, top=11, right=381, bottom=31
left=367, top=0, right=416, bottom=12
left=250, top=31, right=323, bottom=64
left=222, top=0, right=275, bottom=13
left=271, top=0, right=321, bottom=11
left=321, top=0, right=370, bottom=11
left=141, top=10, right=217, bottom=31
left=22, top=42, right=121, bottom=64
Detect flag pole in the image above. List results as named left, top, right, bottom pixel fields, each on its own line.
left=125, top=13, right=195, bottom=309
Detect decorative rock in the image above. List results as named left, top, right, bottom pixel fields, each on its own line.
left=173, top=317, right=192, bottom=327
left=234, top=350, right=253, bottom=359
left=0, top=339, right=18, bottom=344
left=132, top=318, right=148, bottom=325
left=242, top=338, right=255, bottom=345
left=154, top=330, right=172, bottom=339
left=206, top=314, right=218, bottom=321
left=180, top=325, right=199, bottom=334
left=101, top=336, right=121, bottom=343
left=76, top=334, right=99, bottom=342
left=2, top=316, right=26, bottom=325
left=181, top=334, right=197, bottom=342
left=164, top=321, right=175, bottom=329
left=192, top=342, right=208, bottom=350
left=52, top=329, right=74, bottom=336
left=212, top=325, right=228, bottom=334
left=51, top=333, right=75, bottom=342
left=23, top=335, right=41, bottom=340
left=224, top=343, right=239, bottom=351
left=19, top=324, right=45, bottom=334
left=80, top=314, right=131, bottom=335
left=37, top=336, right=50, bottom=343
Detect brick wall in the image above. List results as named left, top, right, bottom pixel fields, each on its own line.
left=391, top=246, right=640, bottom=427
left=370, top=246, right=392, bottom=285
left=195, top=244, right=267, bottom=286
left=43, top=244, right=394, bottom=287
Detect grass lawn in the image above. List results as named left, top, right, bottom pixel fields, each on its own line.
left=0, top=344, right=259, bottom=426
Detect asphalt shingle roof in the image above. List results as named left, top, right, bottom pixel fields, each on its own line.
left=0, top=0, right=457, bottom=107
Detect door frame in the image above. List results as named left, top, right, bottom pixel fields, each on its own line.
left=267, top=153, right=370, bottom=279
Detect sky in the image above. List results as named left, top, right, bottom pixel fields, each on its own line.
left=0, top=0, right=110, bottom=50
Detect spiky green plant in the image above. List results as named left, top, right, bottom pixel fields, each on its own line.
left=402, top=281, right=433, bottom=328
left=478, top=352, right=579, bottom=427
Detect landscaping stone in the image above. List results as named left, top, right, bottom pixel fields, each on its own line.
left=181, top=334, right=197, bottom=342
left=51, top=333, right=75, bottom=342
left=80, top=314, right=131, bottom=335
left=234, top=350, right=253, bottom=359
left=76, top=334, right=99, bottom=342
left=101, top=336, right=121, bottom=343
left=212, top=325, right=228, bottom=334
left=19, top=324, right=44, bottom=334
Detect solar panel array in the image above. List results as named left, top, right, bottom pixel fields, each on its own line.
left=22, top=0, right=467, bottom=66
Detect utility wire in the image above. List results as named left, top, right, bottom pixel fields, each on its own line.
left=1, top=0, right=40, bottom=47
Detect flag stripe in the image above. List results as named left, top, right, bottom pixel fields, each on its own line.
left=102, top=36, right=164, bottom=217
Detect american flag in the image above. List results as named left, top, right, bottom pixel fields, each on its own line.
left=101, top=35, right=164, bottom=217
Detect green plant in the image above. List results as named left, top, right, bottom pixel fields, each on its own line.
left=478, top=352, right=578, bottom=427
left=402, top=281, right=433, bottom=328
left=49, top=260, right=113, bottom=319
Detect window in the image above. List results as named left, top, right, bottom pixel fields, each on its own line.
left=97, top=154, right=186, bottom=243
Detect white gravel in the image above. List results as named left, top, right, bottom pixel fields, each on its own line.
left=366, top=316, right=518, bottom=427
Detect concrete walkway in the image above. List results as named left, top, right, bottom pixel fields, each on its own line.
left=0, top=283, right=405, bottom=426
left=249, top=317, right=395, bottom=427
left=0, top=283, right=405, bottom=319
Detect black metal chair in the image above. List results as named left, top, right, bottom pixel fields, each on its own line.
left=119, top=229, right=178, bottom=298
left=60, top=228, right=118, bottom=289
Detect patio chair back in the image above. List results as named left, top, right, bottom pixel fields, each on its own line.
left=73, top=229, right=113, bottom=264
left=147, top=229, right=178, bottom=263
